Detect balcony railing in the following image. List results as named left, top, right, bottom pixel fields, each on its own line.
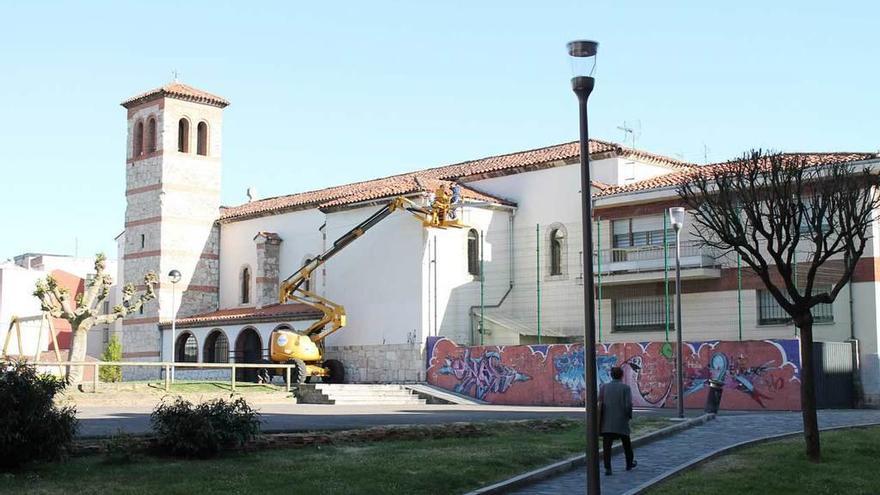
left=594, top=240, right=720, bottom=275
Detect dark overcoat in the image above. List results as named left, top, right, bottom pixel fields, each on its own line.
left=599, top=379, right=633, bottom=436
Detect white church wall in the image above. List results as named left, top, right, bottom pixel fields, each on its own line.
left=219, top=208, right=325, bottom=309
left=321, top=203, right=427, bottom=347
left=428, top=206, right=511, bottom=346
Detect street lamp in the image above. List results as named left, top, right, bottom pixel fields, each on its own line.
left=568, top=39, right=600, bottom=495
left=668, top=207, right=686, bottom=419
left=168, top=269, right=181, bottom=383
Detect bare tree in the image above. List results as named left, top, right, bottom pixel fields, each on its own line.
left=678, top=150, right=879, bottom=462
left=33, top=253, right=157, bottom=384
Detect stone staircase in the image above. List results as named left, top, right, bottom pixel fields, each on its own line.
left=295, top=384, right=427, bottom=405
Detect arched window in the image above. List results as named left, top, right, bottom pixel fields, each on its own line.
left=197, top=121, right=208, bottom=156
left=133, top=121, right=144, bottom=156
left=241, top=266, right=251, bottom=304
left=550, top=228, right=564, bottom=276
left=146, top=117, right=157, bottom=153
left=467, top=229, right=480, bottom=276
left=203, top=330, right=229, bottom=363
left=175, top=332, right=198, bottom=362
left=178, top=118, right=190, bottom=153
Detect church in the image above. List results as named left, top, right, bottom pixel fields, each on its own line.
left=117, top=82, right=880, bottom=405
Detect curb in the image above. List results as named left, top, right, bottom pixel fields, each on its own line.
left=623, top=420, right=880, bottom=495
left=464, top=413, right=716, bottom=495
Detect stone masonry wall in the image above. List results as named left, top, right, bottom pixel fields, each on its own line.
left=254, top=232, right=282, bottom=308
left=324, top=343, right=424, bottom=383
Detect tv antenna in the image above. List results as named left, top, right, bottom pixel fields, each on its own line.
left=616, top=120, right=642, bottom=149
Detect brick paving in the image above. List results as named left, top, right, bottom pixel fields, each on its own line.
left=508, top=410, right=880, bottom=495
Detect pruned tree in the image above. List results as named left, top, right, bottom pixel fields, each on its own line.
left=33, top=253, right=157, bottom=384
left=678, top=150, right=880, bottom=462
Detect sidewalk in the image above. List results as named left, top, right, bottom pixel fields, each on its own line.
left=507, top=410, right=880, bottom=495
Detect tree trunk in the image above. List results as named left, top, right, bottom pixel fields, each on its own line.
left=66, top=325, right=90, bottom=385
left=798, top=321, right=821, bottom=462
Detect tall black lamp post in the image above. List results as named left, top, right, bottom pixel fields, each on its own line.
left=669, top=207, right=686, bottom=419
left=568, top=39, right=600, bottom=495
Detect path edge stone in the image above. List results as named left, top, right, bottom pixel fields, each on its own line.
left=623, top=420, right=880, bottom=495
left=463, top=413, right=716, bottom=495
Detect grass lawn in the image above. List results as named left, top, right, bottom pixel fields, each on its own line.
left=1, top=417, right=666, bottom=495
left=144, top=382, right=281, bottom=394
left=648, top=426, right=880, bottom=495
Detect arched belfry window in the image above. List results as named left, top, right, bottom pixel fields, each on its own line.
left=550, top=228, right=564, bottom=276
left=467, top=229, right=480, bottom=276
left=133, top=121, right=144, bottom=157
left=241, top=266, right=251, bottom=304
left=146, top=117, right=157, bottom=153
left=178, top=118, right=190, bottom=153
left=197, top=121, right=208, bottom=156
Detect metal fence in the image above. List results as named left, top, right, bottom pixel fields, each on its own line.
left=464, top=217, right=847, bottom=346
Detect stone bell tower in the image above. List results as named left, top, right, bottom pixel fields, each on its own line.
left=119, top=82, right=228, bottom=367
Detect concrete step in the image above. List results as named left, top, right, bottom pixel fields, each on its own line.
left=295, top=383, right=426, bottom=405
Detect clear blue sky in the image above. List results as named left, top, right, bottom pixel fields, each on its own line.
left=1, top=1, right=876, bottom=261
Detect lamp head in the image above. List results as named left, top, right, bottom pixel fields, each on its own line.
left=567, top=40, right=598, bottom=78
left=669, top=207, right=686, bottom=231
left=168, top=269, right=182, bottom=284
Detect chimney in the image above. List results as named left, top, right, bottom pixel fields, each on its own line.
left=253, top=232, right=282, bottom=309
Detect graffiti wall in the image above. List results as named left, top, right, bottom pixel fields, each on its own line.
left=425, top=337, right=802, bottom=411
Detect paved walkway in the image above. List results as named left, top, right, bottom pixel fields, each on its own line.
left=508, top=410, right=880, bottom=495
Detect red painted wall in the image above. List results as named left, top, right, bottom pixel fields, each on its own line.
left=426, top=337, right=802, bottom=411
left=47, top=270, right=85, bottom=350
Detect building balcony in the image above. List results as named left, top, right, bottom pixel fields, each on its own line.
left=589, top=241, right=721, bottom=286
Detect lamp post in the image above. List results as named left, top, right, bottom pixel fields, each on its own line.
left=168, top=269, right=181, bottom=383
left=668, top=207, right=686, bottom=419
left=568, top=39, right=600, bottom=495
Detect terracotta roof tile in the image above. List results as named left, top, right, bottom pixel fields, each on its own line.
left=121, top=82, right=229, bottom=109
left=159, top=303, right=320, bottom=328
left=221, top=139, right=683, bottom=221
left=597, top=152, right=880, bottom=198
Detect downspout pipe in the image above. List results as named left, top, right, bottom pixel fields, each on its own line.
left=470, top=209, right=516, bottom=345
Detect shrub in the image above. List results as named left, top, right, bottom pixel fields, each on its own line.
left=150, top=396, right=260, bottom=458
left=99, top=335, right=122, bottom=383
left=103, top=429, right=139, bottom=464
left=0, top=361, right=78, bottom=469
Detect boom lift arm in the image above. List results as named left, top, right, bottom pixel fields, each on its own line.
left=278, top=195, right=455, bottom=344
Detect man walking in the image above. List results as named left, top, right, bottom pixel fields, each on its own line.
left=599, top=366, right=636, bottom=476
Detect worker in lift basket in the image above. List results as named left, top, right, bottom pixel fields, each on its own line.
left=449, top=184, right=461, bottom=220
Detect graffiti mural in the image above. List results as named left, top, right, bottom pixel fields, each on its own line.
left=425, top=337, right=802, bottom=410
left=436, top=349, right=530, bottom=400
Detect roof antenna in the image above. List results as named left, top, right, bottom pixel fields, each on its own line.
left=171, top=69, right=179, bottom=82
left=703, top=143, right=710, bottom=165
left=247, top=186, right=258, bottom=203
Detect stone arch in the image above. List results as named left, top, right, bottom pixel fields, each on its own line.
left=234, top=327, right=263, bottom=382
left=203, top=329, right=229, bottom=363
left=175, top=331, right=198, bottom=362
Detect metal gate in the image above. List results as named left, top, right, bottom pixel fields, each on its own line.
left=813, top=341, right=854, bottom=409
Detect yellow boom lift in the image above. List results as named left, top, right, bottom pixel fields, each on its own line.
left=267, top=187, right=463, bottom=384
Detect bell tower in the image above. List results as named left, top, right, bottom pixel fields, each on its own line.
left=120, top=82, right=228, bottom=367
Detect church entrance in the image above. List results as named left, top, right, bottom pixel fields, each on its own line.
left=234, top=328, right=263, bottom=382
